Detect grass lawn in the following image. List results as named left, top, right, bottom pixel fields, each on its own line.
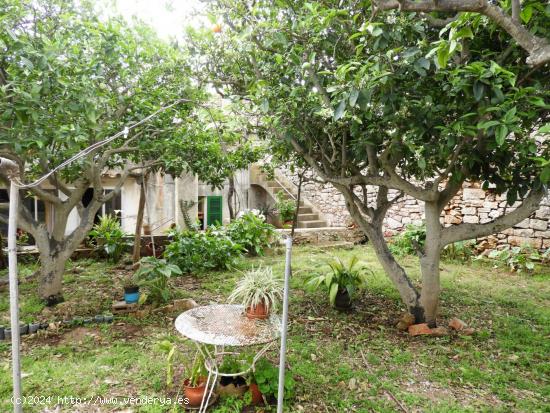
left=0, top=245, right=549, bottom=412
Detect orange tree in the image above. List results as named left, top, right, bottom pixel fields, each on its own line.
left=0, top=0, right=258, bottom=304
left=190, top=0, right=550, bottom=325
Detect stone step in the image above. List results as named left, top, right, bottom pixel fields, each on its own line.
left=297, top=213, right=319, bottom=221
left=297, top=220, right=327, bottom=228
left=298, top=206, right=313, bottom=214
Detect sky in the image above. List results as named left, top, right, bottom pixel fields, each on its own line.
left=105, top=0, right=206, bottom=39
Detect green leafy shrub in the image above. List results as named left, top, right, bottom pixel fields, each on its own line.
left=388, top=224, right=426, bottom=256
left=251, top=358, right=295, bottom=400
left=164, top=228, right=244, bottom=273
left=307, top=256, right=371, bottom=307
left=89, top=214, right=128, bottom=262
left=134, top=256, right=182, bottom=304
left=225, top=210, right=277, bottom=256
left=275, top=191, right=296, bottom=223
left=487, top=245, right=540, bottom=272
left=441, top=240, right=477, bottom=262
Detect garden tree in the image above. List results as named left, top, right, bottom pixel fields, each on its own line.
left=190, top=0, right=550, bottom=325
left=0, top=0, right=258, bottom=304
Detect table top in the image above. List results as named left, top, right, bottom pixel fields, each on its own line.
left=174, top=304, right=281, bottom=346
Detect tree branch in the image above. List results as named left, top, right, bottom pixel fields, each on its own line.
left=372, top=0, right=550, bottom=66
left=440, top=187, right=545, bottom=245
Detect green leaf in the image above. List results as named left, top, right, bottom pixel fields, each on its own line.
left=334, top=99, right=346, bottom=121
left=260, top=99, right=269, bottom=113
left=437, top=46, right=449, bottom=68
left=416, top=57, right=430, bottom=70
left=349, top=89, right=359, bottom=107
left=538, top=123, right=550, bottom=134
left=540, top=167, right=550, bottom=184
left=356, top=89, right=371, bottom=111
left=495, top=124, right=508, bottom=146
left=520, top=5, right=533, bottom=23
left=473, top=81, right=485, bottom=102
left=329, top=283, right=338, bottom=306
left=478, top=120, right=500, bottom=130
left=417, top=157, right=426, bottom=170
left=20, top=56, right=34, bottom=70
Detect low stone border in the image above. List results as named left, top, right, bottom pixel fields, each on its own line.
left=0, top=314, right=114, bottom=341
left=0, top=298, right=198, bottom=341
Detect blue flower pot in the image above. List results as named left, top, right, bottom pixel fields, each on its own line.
left=124, top=286, right=140, bottom=304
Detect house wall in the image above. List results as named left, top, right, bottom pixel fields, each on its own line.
left=197, top=168, right=250, bottom=224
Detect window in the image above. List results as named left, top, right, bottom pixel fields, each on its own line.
left=23, top=196, right=47, bottom=223
left=103, top=189, right=122, bottom=220
left=82, top=188, right=122, bottom=223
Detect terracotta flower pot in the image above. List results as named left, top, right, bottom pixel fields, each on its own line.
left=248, top=382, right=264, bottom=405
left=183, top=377, right=207, bottom=407
left=246, top=301, right=269, bottom=319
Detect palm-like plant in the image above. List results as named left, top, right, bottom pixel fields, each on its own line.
left=228, top=266, right=283, bottom=313
left=308, top=256, right=371, bottom=307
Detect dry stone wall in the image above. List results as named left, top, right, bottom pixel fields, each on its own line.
left=281, top=169, right=550, bottom=250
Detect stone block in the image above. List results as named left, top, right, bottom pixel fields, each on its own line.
left=463, top=215, right=479, bottom=224
left=408, top=323, right=431, bottom=336
left=513, top=228, right=534, bottom=237
left=530, top=219, right=547, bottom=231
left=387, top=218, right=403, bottom=230
left=534, top=230, right=550, bottom=238
left=507, top=236, right=542, bottom=249
left=462, top=207, right=477, bottom=215
left=483, top=201, right=499, bottom=209
left=514, top=218, right=530, bottom=229
left=489, top=210, right=503, bottom=219
left=463, top=188, right=486, bottom=200
left=535, top=206, right=550, bottom=219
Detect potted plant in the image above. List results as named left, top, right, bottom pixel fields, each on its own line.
left=123, top=278, right=140, bottom=304
left=307, top=256, right=371, bottom=310
left=182, top=352, right=208, bottom=407
left=158, top=341, right=208, bottom=407
left=228, top=266, right=283, bottom=319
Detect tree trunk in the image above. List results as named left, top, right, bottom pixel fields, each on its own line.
left=228, top=175, right=236, bottom=220
left=419, top=201, right=443, bottom=327
left=366, top=224, right=425, bottom=321
left=38, top=249, right=67, bottom=306
left=132, top=176, right=146, bottom=265
left=339, top=186, right=426, bottom=322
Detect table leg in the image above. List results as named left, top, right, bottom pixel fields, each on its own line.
left=198, top=369, right=212, bottom=413
left=202, top=368, right=218, bottom=411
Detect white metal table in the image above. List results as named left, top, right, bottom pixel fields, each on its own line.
left=175, top=304, right=281, bottom=412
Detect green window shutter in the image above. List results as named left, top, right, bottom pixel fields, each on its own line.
left=206, top=196, right=223, bottom=226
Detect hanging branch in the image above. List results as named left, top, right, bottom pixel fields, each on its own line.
left=372, top=0, right=550, bottom=66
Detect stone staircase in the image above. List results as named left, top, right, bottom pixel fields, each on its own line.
left=251, top=167, right=328, bottom=228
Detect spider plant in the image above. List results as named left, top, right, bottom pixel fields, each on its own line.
left=228, top=266, right=283, bottom=316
